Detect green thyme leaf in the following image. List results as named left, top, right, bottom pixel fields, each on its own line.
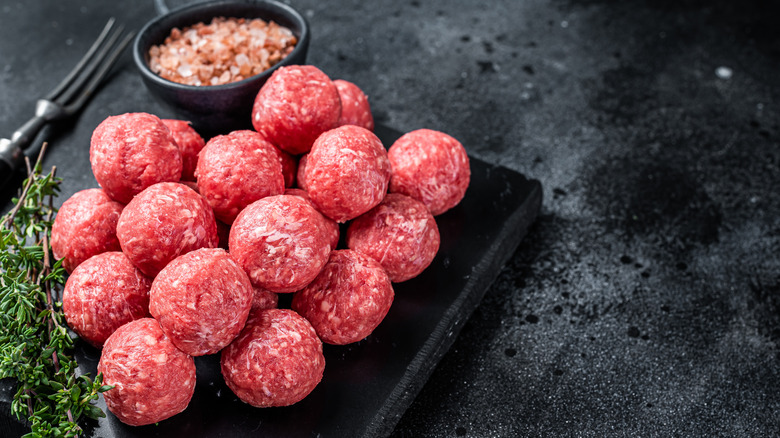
left=1, top=144, right=107, bottom=437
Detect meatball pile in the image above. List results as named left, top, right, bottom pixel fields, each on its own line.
left=52, top=65, right=469, bottom=426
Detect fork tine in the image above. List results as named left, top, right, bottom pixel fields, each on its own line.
left=56, top=23, right=127, bottom=105
left=44, top=17, right=117, bottom=102
left=64, top=30, right=136, bottom=115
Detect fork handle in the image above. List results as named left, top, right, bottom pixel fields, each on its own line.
left=0, top=137, right=24, bottom=190
left=11, top=114, right=47, bottom=152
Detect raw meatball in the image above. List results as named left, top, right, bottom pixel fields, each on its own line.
left=296, top=154, right=309, bottom=191
left=196, top=130, right=285, bottom=224
left=98, top=318, right=196, bottom=426
left=182, top=191, right=233, bottom=251
left=292, top=250, right=393, bottom=345
left=273, top=145, right=297, bottom=187
left=116, top=182, right=218, bottom=278
left=162, top=119, right=205, bottom=181
left=90, top=112, right=182, bottom=204
left=52, top=188, right=123, bottom=273
left=62, top=252, right=151, bottom=347
left=229, top=195, right=331, bottom=293
left=303, top=125, right=391, bottom=223
left=149, top=248, right=253, bottom=356
left=284, top=188, right=340, bottom=249
left=334, top=79, right=374, bottom=131
left=388, top=129, right=470, bottom=216
left=251, top=286, right=279, bottom=311
left=251, top=65, right=341, bottom=155
left=221, top=308, right=325, bottom=407
left=347, top=193, right=440, bottom=282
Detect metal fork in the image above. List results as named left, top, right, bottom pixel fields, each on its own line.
left=0, top=18, right=135, bottom=188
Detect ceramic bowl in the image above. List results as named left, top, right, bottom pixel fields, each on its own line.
left=133, top=0, right=310, bottom=136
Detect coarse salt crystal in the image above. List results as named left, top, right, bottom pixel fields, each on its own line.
left=178, top=63, right=192, bottom=78
left=148, top=16, right=297, bottom=86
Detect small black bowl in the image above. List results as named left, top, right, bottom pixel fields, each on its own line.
left=133, top=0, right=309, bottom=136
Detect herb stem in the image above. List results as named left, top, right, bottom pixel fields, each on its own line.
left=1, top=141, right=110, bottom=438
left=25, top=391, right=33, bottom=417
left=2, top=169, right=34, bottom=228
left=2, top=144, right=48, bottom=228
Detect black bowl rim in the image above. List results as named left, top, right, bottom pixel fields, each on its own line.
left=133, top=0, right=310, bottom=93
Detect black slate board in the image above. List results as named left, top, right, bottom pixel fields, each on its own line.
left=2, top=126, right=541, bottom=437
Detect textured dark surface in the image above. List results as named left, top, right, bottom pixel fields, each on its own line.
left=2, top=0, right=780, bottom=437
left=2, top=132, right=540, bottom=438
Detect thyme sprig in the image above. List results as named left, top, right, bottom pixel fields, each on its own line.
left=0, top=144, right=111, bottom=438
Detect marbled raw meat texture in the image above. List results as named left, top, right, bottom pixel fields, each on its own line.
left=251, top=65, right=341, bottom=155
left=116, top=182, right=218, bottom=278
left=149, top=248, right=253, bottom=356
left=162, top=119, right=205, bottom=182
left=229, top=195, right=331, bottom=293
left=196, top=130, right=284, bottom=224
left=251, top=286, right=279, bottom=311
left=221, top=308, right=325, bottom=407
left=296, top=153, right=309, bottom=191
left=284, top=188, right=340, bottom=250
left=388, top=128, right=470, bottom=216
left=98, top=318, right=196, bottom=426
left=62, top=251, right=151, bottom=347
left=51, top=188, right=123, bottom=273
left=334, top=79, right=374, bottom=131
left=292, top=249, right=394, bottom=345
left=90, top=112, right=182, bottom=204
left=273, top=143, right=298, bottom=187
left=303, top=125, right=391, bottom=223
left=347, top=193, right=440, bottom=282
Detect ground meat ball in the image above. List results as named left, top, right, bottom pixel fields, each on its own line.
left=292, top=250, right=393, bottom=345
left=116, top=182, right=218, bottom=278
left=388, top=129, right=470, bottom=216
left=334, top=79, right=374, bottom=131
left=162, top=119, right=205, bottom=182
left=272, top=145, right=297, bottom=188
left=98, top=318, right=196, bottom=426
left=284, top=188, right=340, bottom=249
left=90, top=112, right=182, bottom=204
left=196, top=130, right=284, bottom=224
left=251, top=286, right=279, bottom=311
left=149, top=248, right=253, bottom=356
left=347, top=193, right=440, bottom=282
left=251, top=65, right=341, bottom=155
left=221, top=308, right=325, bottom=407
left=52, top=188, right=123, bottom=273
left=62, top=252, right=151, bottom=347
left=229, top=195, right=331, bottom=293
left=303, top=125, right=391, bottom=223
left=296, top=154, right=308, bottom=191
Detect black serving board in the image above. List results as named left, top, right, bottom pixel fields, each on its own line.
left=1, top=125, right=541, bottom=438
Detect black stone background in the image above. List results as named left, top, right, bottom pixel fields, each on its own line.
left=1, top=0, right=779, bottom=436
